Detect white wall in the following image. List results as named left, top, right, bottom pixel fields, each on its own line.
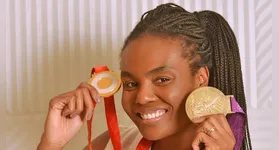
left=3, top=0, right=272, bottom=149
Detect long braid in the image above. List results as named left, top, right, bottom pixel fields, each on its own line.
left=121, top=3, right=252, bottom=150
left=198, top=11, right=252, bottom=149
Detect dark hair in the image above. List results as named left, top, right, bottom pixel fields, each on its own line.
left=121, top=3, right=252, bottom=150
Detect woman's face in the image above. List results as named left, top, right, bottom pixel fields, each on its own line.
left=120, top=34, right=205, bottom=140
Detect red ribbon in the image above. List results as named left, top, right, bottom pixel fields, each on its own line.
left=136, top=138, right=153, bottom=150
left=87, top=66, right=122, bottom=150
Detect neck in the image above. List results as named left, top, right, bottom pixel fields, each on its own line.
left=152, top=123, right=197, bottom=150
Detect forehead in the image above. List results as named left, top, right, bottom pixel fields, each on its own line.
left=120, top=34, right=186, bottom=71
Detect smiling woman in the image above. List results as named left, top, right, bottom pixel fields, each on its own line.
left=37, top=3, right=251, bottom=150
left=117, top=3, right=251, bottom=149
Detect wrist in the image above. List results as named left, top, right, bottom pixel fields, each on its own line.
left=37, top=134, right=64, bottom=150
left=37, top=142, right=62, bottom=150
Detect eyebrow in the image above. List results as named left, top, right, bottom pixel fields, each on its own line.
left=120, top=65, right=173, bottom=78
left=120, top=71, right=135, bottom=78
left=146, top=65, right=173, bottom=76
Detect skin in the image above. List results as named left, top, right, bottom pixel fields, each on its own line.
left=38, top=34, right=236, bottom=150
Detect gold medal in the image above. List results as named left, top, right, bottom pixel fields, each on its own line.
left=185, top=87, right=233, bottom=121
left=88, top=71, right=121, bottom=97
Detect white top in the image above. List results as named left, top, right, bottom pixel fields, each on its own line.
left=105, top=126, right=147, bottom=150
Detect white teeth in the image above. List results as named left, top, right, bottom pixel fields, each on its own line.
left=140, top=110, right=166, bottom=120
left=155, top=111, right=159, bottom=117
left=143, top=114, right=148, bottom=119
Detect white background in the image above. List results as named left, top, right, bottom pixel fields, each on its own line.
left=1, top=0, right=274, bottom=149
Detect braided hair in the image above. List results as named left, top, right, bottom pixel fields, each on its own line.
left=121, top=3, right=252, bottom=150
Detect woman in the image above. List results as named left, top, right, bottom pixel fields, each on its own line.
left=37, top=3, right=252, bottom=150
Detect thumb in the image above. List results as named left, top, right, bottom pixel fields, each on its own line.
left=192, top=134, right=202, bottom=150
left=192, top=132, right=213, bottom=150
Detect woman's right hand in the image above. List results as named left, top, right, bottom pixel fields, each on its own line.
left=37, top=82, right=100, bottom=150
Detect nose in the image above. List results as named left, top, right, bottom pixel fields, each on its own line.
left=135, top=84, right=157, bottom=105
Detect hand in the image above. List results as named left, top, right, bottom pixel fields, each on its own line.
left=37, top=82, right=100, bottom=149
left=191, top=114, right=236, bottom=150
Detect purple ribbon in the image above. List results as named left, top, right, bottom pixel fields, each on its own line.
left=228, top=97, right=245, bottom=150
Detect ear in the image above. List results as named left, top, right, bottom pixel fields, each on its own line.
left=195, top=66, right=209, bottom=87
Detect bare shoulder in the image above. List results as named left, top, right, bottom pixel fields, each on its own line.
left=82, top=130, right=110, bottom=150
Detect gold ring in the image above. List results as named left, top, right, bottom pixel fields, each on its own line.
left=207, top=127, right=215, bottom=135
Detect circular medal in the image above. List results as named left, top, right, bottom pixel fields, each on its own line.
left=185, top=87, right=229, bottom=121
left=89, top=71, right=121, bottom=97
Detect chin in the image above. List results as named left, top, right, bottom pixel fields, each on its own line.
left=138, top=126, right=168, bottom=140
left=135, top=122, right=176, bottom=141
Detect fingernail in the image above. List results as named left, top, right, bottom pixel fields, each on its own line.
left=94, top=95, right=101, bottom=102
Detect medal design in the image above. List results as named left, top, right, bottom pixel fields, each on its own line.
left=89, top=71, right=121, bottom=97
left=185, top=87, right=234, bottom=121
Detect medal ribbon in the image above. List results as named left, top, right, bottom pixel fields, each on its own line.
left=228, top=96, right=246, bottom=150
left=87, top=66, right=122, bottom=150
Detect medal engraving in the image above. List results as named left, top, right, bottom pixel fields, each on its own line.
left=186, top=87, right=231, bottom=121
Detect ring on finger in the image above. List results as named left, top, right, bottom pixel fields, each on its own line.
left=207, top=127, right=215, bottom=135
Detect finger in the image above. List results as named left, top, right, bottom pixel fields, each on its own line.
left=207, top=114, right=231, bottom=135
left=205, top=115, right=230, bottom=137
left=193, top=114, right=230, bottom=140
left=70, top=90, right=84, bottom=118
left=216, top=114, right=235, bottom=138
left=62, top=96, right=76, bottom=116
left=78, top=82, right=101, bottom=102
left=49, top=95, right=72, bottom=111
left=192, top=132, right=215, bottom=150
left=55, top=90, right=76, bottom=98
left=196, top=121, right=220, bottom=140
left=193, top=114, right=226, bottom=133
left=68, top=95, right=76, bottom=111
left=81, top=87, right=95, bottom=120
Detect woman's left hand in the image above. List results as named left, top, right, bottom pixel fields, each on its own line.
left=191, top=114, right=236, bottom=150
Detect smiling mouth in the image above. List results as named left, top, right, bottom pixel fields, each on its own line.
left=138, top=109, right=167, bottom=120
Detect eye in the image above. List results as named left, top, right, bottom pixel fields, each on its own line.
left=123, top=81, right=138, bottom=89
left=154, top=77, right=171, bottom=85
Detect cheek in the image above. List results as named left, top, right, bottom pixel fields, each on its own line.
left=121, top=91, right=134, bottom=114
left=164, top=88, right=187, bottom=109
left=156, top=78, right=196, bottom=107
